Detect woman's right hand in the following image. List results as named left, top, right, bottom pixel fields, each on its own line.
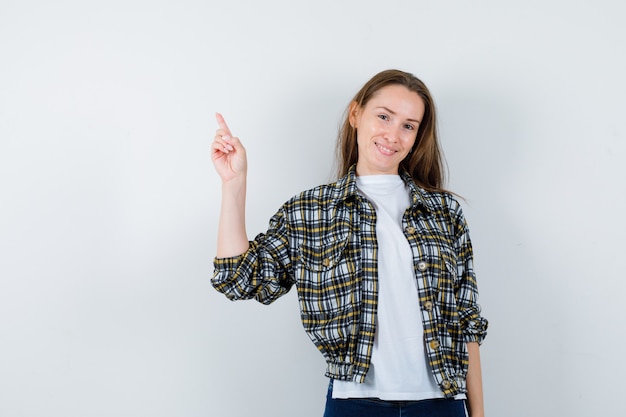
left=212, top=113, right=250, bottom=257
left=212, top=113, right=247, bottom=183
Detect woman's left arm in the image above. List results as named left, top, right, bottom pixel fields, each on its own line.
left=466, top=342, right=484, bottom=417
left=448, top=197, right=487, bottom=416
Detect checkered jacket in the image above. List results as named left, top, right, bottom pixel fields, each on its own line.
left=212, top=165, right=488, bottom=398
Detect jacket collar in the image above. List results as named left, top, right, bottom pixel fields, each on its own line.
left=331, top=164, right=435, bottom=213
left=399, top=169, right=437, bottom=213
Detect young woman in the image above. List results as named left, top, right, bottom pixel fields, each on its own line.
left=211, top=69, right=488, bottom=417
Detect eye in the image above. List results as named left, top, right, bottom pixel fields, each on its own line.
left=378, top=114, right=389, bottom=121
left=404, top=124, right=415, bottom=131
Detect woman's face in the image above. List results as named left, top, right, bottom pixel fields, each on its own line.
left=350, top=84, right=425, bottom=176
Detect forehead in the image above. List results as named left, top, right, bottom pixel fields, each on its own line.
left=366, top=84, right=424, bottom=115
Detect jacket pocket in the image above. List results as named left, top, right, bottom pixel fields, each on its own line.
left=296, top=237, right=357, bottom=315
left=298, top=238, right=348, bottom=271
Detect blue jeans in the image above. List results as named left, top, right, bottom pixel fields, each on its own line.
left=323, top=381, right=467, bottom=417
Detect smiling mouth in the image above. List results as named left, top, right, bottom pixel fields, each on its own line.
left=375, top=142, right=397, bottom=155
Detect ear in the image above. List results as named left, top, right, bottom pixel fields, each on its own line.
left=348, top=101, right=360, bottom=128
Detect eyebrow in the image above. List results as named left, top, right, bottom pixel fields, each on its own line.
left=376, top=106, right=422, bottom=124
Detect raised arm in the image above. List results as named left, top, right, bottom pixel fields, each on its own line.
left=211, top=113, right=250, bottom=258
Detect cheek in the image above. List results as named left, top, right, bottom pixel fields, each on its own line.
left=362, top=118, right=384, bottom=135
left=402, top=134, right=417, bottom=149
left=356, top=124, right=376, bottom=143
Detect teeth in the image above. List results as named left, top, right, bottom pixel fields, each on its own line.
left=377, top=143, right=395, bottom=154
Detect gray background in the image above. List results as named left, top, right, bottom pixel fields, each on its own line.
left=1, top=0, right=624, bottom=416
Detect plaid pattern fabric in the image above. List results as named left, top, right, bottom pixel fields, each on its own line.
left=212, top=165, right=488, bottom=398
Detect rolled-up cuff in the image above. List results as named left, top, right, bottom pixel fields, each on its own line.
left=463, top=316, right=488, bottom=345
left=213, top=253, right=244, bottom=272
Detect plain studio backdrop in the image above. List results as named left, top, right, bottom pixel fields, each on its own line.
left=1, top=0, right=624, bottom=416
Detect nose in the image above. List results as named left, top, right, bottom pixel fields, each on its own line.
left=383, top=122, right=402, bottom=142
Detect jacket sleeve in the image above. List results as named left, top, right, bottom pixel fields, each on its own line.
left=450, top=200, right=489, bottom=345
left=211, top=207, right=294, bottom=305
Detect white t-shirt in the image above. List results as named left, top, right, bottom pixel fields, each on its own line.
left=332, top=174, right=443, bottom=401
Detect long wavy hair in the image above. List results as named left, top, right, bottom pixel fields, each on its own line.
left=336, top=69, right=447, bottom=191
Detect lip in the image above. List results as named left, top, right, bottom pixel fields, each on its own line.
left=375, top=142, right=397, bottom=156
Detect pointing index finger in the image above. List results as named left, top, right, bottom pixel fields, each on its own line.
left=215, top=112, right=232, bottom=136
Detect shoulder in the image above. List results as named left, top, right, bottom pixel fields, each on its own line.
left=409, top=184, right=467, bottom=228
left=282, top=168, right=357, bottom=211
left=416, top=190, right=470, bottom=242
left=283, top=180, right=343, bottom=210
left=270, top=180, right=346, bottom=231
left=421, top=189, right=463, bottom=213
